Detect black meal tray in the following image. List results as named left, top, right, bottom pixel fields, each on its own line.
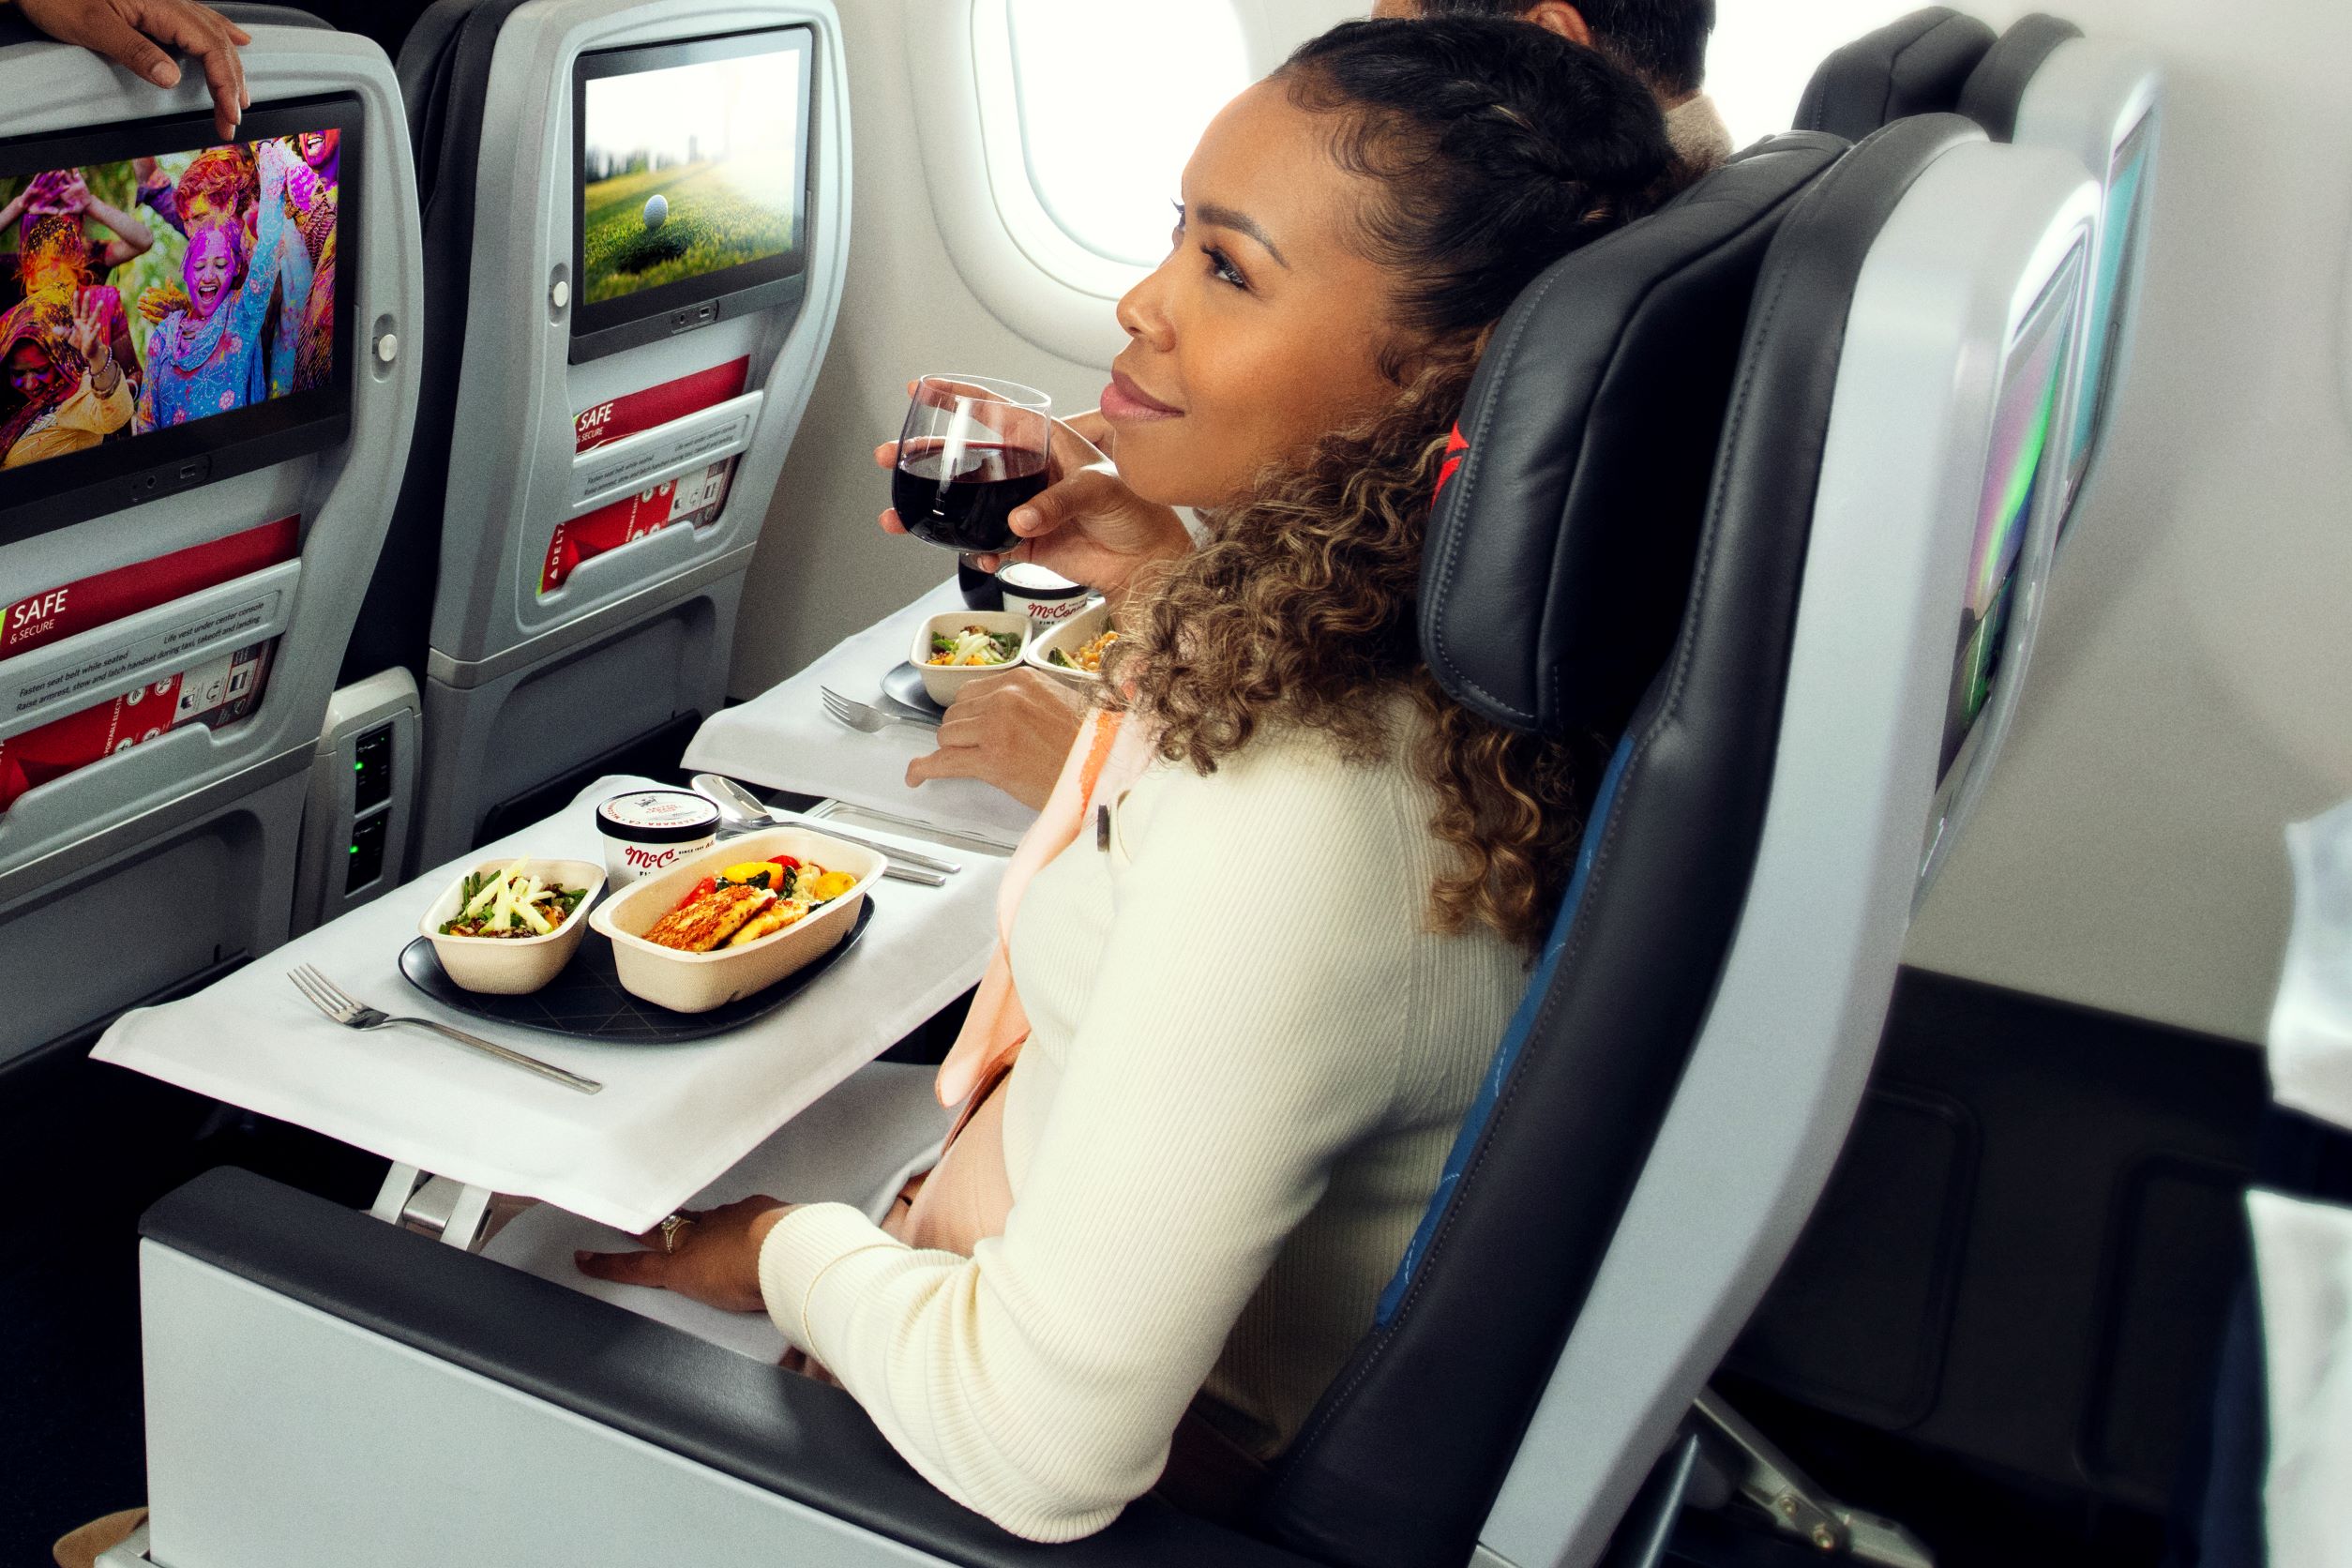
left=397, top=897, right=875, bottom=1044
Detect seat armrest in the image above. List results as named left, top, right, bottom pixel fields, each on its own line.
left=142, top=1168, right=1319, bottom=1568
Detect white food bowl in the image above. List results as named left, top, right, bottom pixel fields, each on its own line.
left=1024, top=596, right=1116, bottom=686
left=417, top=858, right=607, bottom=995
left=587, top=826, right=884, bottom=1014
left=910, top=609, right=1031, bottom=706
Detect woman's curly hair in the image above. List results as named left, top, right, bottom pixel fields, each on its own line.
left=1108, top=19, right=1677, bottom=951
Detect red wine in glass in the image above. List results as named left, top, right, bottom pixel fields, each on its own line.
left=892, top=443, right=1050, bottom=553
left=893, top=375, right=1054, bottom=554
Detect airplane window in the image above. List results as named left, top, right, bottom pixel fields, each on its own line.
left=996, top=0, right=1251, bottom=271
left=1705, top=0, right=1925, bottom=145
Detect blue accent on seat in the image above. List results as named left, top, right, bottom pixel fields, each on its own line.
left=1375, top=732, right=1639, bottom=1328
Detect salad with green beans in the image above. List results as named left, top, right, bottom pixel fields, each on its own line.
left=440, top=862, right=588, bottom=939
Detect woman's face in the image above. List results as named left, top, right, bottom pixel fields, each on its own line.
left=1101, top=80, right=1407, bottom=509
left=185, top=228, right=235, bottom=319
left=297, top=130, right=339, bottom=173
left=7, top=341, right=60, bottom=402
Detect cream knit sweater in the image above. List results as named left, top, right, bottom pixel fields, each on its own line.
left=758, top=720, right=1525, bottom=1542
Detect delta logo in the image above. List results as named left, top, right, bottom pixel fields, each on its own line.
left=1433, top=425, right=1470, bottom=504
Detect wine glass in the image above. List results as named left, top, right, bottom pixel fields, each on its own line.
left=891, top=376, right=1053, bottom=565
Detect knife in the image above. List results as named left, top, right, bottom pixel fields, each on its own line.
left=692, top=774, right=962, bottom=877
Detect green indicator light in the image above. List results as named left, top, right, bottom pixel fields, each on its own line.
left=349, top=845, right=359, bottom=854
left=354, top=761, right=365, bottom=772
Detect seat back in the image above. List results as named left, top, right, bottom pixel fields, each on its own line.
left=0, top=8, right=422, bottom=1062
left=1249, top=133, right=1848, bottom=1568
left=344, top=0, right=851, bottom=869
left=1795, top=8, right=1997, bottom=142
left=1975, top=33, right=2164, bottom=550
left=1468, top=119, right=2096, bottom=1568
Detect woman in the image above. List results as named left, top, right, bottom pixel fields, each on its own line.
left=2, top=208, right=142, bottom=377
left=575, top=18, right=1675, bottom=1544
left=0, top=289, right=133, bottom=469
left=133, top=137, right=309, bottom=432
left=0, top=170, right=154, bottom=318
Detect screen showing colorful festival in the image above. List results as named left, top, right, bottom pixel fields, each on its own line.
left=0, top=126, right=340, bottom=475
left=579, top=42, right=803, bottom=307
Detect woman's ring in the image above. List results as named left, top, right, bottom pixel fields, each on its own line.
left=658, top=1213, right=698, bottom=1254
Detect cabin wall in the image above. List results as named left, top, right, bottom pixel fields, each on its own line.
left=1902, top=0, right=2352, bottom=1044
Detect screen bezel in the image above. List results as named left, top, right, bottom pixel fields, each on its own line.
left=569, top=26, right=814, bottom=362
left=1936, top=243, right=2085, bottom=790
left=0, top=94, right=362, bottom=550
left=2057, top=110, right=2154, bottom=535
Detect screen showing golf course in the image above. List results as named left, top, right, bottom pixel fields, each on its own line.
left=579, top=34, right=805, bottom=307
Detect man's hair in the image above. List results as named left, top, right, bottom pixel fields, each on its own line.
left=1418, top=0, right=1716, bottom=98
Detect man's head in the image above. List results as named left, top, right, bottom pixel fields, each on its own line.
left=1369, top=0, right=1715, bottom=105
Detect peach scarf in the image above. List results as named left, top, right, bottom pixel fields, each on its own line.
left=885, top=706, right=1157, bottom=1254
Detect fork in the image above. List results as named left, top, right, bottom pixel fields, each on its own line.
left=289, top=965, right=603, bottom=1094
left=822, top=686, right=941, bottom=734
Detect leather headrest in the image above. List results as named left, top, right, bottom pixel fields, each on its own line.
left=1958, top=14, right=2087, bottom=142
left=1796, top=8, right=1998, bottom=142
left=1419, top=134, right=1846, bottom=741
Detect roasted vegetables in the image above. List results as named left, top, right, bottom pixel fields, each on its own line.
left=1048, top=628, right=1118, bottom=673
left=643, top=855, right=856, bottom=953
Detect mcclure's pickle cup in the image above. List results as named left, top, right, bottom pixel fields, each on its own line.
left=596, top=789, right=721, bottom=886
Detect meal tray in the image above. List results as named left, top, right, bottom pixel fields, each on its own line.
left=398, top=897, right=875, bottom=1044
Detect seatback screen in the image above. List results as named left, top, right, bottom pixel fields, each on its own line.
left=571, top=28, right=811, bottom=355
left=2058, top=112, right=2153, bottom=533
left=0, top=97, right=359, bottom=545
left=1939, top=249, right=2081, bottom=778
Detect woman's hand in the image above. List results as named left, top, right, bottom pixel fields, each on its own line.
left=68, top=289, right=110, bottom=366
left=574, top=1196, right=794, bottom=1315
left=16, top=0, right=252, bottom=140
left=907, top=668, right=1087, bottom=809
left=877, top=396, right=1193, bottom=596
left=284, top=158, right=320, bottom=214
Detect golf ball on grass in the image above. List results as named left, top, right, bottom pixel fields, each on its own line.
left=644, top=193, right=668, bottom=230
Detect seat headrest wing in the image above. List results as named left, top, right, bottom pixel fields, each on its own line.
left=1958, top=13, right=2088, bottom=141
left=1418, top=134, right=1845, bottom=743
left=1797, top=7, right=1998, bottom=142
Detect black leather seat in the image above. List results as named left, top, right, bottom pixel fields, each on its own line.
left=1957, top=13, right=2086, bottom=142
left=1262, top=132, right=1847, bottom=1567
left=1796, top=7, right=1998, bottom=142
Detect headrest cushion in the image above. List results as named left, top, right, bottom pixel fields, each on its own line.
left=1796, top=8, right=1998, bottom=142
left=1419, top=134, right=1845, bottom=740
left=1957, top=14, right=2087, bottom=142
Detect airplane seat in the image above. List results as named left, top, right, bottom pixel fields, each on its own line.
left=0, top=9, right=423, bottom=1064
left=1795, top=7, right=1998, bottom=142
left=267, top=0, right=441, bottom=62
left=334, top=0, right=850, bottom=882
left=113, top=112, right=2102, bottom=1568
left=1961, top=24, right=2163, bottom=551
